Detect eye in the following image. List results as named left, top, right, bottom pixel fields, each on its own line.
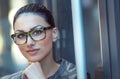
left=16, top=33, right=26, bottom=39
left=32, top=29, right=43, bottom=36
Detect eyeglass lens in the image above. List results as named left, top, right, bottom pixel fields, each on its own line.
left=14, top=26, right=46, bottom=44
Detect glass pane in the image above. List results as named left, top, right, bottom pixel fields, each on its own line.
left=82, top=0, right=103, bottom=79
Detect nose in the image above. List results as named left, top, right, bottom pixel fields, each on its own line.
left=26, top=36, right=35, bottom=47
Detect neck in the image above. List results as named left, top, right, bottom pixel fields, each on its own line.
left=39, top=52, right=60, bottom=78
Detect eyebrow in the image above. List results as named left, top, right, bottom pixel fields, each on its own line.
left=14, top=25, right=44, bottom=33
left=15, top=30, right=25, bottom=33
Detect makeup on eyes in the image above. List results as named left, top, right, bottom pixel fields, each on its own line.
left=15, top=25, right=44, bottom=33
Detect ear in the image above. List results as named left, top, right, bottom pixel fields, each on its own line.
left=52, top=27, right=58, bottom=42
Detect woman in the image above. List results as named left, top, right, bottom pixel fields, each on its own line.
left=1, top=3, right=77, bottom=79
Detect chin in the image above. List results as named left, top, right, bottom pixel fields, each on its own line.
left=28, top=57, right=42, bottom=62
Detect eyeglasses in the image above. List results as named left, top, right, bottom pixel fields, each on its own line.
left=11, top=25, right=53, bottom=45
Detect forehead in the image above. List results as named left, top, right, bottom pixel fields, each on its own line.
left=14, top=13, right=49, bottom=32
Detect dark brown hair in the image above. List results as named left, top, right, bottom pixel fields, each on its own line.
left=13, top=3, right=55, bottom=29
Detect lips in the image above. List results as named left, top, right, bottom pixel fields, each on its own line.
left=26, top=49, right=40, bottom=55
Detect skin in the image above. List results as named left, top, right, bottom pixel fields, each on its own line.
left=14, top=13, right=60, bottom=78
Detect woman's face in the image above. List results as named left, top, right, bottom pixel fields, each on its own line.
left=14, top=13, right=57, bottom=62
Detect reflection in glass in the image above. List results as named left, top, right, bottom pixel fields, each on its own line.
left=0, top=32, right=4, bottom=55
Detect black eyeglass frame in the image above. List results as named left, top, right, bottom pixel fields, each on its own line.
left=11, top=25, right=53, bottom=45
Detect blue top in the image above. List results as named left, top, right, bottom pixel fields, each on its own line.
left=1, top=59, right=77, bottom=79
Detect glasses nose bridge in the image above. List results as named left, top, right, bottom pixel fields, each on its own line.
left=26, top=31, right=31, bottom=37
left=26, top=31, right=35, bottom=44
left=26, top=31, right=34, bottom=41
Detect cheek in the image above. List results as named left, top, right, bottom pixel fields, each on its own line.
left=18, top=45, right=25, bottom=55
left=39, top=32, right=53, bottom=50
left=44, top=38, right=53, bottom=49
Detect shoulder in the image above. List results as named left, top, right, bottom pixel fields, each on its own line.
left=58, top=59, right=77, bottom=79
left=1, top=71, right=24, bottom=79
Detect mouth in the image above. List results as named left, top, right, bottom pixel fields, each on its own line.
left=26, top=49, right=40, bottom=55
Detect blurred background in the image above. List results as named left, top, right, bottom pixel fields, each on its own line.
left=0, top=0, right=103, bottom=79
